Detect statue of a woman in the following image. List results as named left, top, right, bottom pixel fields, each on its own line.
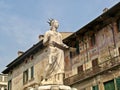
left=41, top=19, right=68, bottom=85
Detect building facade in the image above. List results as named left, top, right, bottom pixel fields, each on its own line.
left=0, top=74, right=8, bottom=90
left=2, top=32, right=72, bottom=90
left=64, top=2, right=120, bottom=90
left=2, top=2, right=120, bottom=90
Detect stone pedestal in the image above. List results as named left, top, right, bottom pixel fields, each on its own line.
left=28, top=85, right=78, bottom=90
left=38, top=85, right=71, bottom=90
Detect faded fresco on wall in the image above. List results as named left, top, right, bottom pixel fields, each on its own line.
left=65, top=56, right=72, bottom=71
left=83, top=61, right=92, bottom=70
left=65, top=24, right=120, bottom=77
left=71, top=55, right=80, bottom=65
left=97, top=26, right=116, bottom=63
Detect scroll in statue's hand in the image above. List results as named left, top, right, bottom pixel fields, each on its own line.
left=52, top=41, right=69, bottom=50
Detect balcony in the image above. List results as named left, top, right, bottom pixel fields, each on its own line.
left=64, top=56, right=120, bottom=86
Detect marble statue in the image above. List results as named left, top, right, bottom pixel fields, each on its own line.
left=41, top=19, right=69, bottom=85
left=27, top=19, right=78, bottom=90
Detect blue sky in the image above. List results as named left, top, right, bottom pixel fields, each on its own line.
left=0, top=0, right=119, bottom=73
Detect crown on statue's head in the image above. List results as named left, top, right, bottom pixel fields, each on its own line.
left=47, top=18, right=54, bottom=26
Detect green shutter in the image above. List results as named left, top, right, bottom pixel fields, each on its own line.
left=104, top=80, right=115, bottom=90
left=93, top=85, right=98, bottom=90
left=116, top=77, right=120, bottom=90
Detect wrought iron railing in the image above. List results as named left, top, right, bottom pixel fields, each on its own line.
left=64, top=55, right=120, bottom=85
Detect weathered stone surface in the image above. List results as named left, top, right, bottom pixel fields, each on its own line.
left=41, top=19, right=68, bottom=85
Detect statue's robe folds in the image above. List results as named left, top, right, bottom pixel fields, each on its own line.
left=43, top=30, right=65, bottom=80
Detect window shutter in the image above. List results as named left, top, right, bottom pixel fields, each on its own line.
left=31, top=66, right=34, bottom=79
left=116, top=77, right=120, bottom=90
left=93, top=85, right=99, bottom=90
left=104, top=80, right=115, bottom=90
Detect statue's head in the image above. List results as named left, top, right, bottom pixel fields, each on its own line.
left=48, top=19, right=59, bottom=29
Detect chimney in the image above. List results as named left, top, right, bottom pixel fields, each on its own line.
left=103, top=8, right=109, bottom=13
left=39, top=35, right=44, bottom=41
left=18, top=51, right=24, bottom=57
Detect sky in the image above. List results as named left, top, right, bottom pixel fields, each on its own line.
left=0, top=0, right=119, bottom=73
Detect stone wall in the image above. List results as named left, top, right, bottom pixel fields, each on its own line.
left=8, top=47, right=49, bottom=90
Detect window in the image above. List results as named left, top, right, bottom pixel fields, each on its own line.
left=92, top=58, right=98, bottom=70
left=93, top=85, right=99, bottom=90
left=31, top=66, right=34, bottom=79
left=23, top=70, right=28, bottom=84
left=117, top=19, right=120, bottom=32
left=4, top=76, right=8, bottom=82
left=69, top=38, right=80, bottom=59
left=75, top=40, right=80, bottom=55
left=90, top=34, right=96, bottom=47
left=23, top=66, right=34, bottom=84
left=104, top=80, right=115, bottom=90
left=78, top=65, right=83, bottom=74
left=8, top=80, right=12, bottom=90
left=118, top=47, right=120, bottom=56
left=116, top=77, right=120, bottom=90
left=70, top=51, right=73, bottom=58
